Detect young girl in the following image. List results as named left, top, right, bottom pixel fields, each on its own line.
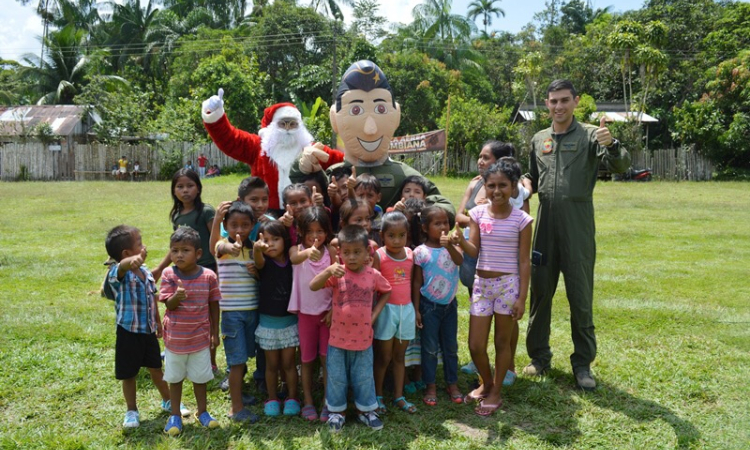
left=330, top=198, right=378, bottom=256
left=402, top=198, right=426, bottom=394
left=253, top=221, right=300, bottom=417
left=288, top=206, right=335, bottom=421
left=280, top=183, right=313, bottom=246
left=412, top=206, right=464, bottom=407
left=456, top=157, right=533, bottom=416
left=373, top=212, right=417, bottom=414
left=153, top=169, right=219, bottom=371
left=389, top=175, right=429, bottom=213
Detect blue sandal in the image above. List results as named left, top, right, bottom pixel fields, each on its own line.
left=264, top=400, right=281, bottom=417
left=393, top=396, right=417, bottom=414
left=375, top=396, right=387, bottom=414
left=283, top=398, right=301, bottom=416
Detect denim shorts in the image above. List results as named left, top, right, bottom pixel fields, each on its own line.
left=326, top=345, right=377, bottom=413
left=373, top=303, right=416, bottom=341
left=221, top=309, right=259, bottom=367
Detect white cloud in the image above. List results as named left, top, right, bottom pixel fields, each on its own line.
left=0, top=2, right=43, bottom=62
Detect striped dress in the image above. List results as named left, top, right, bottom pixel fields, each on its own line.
left=215, top=239, right=258, bottom=311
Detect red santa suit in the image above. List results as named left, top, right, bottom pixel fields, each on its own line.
left=203, top=102, right=343, bottom=210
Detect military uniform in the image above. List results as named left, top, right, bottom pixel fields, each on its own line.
left=524, top=118, right=630, bottom=374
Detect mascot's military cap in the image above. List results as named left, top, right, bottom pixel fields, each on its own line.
left=336, top=60, right=394, bottom=110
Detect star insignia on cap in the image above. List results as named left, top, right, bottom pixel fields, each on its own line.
left=373, top=72, right=380, bottom=84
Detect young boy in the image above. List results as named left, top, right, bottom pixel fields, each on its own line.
left=104, top=225, right=175, bottom=428
left=310, top=225, right=392, bottom=432
left=328, top=166, right=352, bottom=233
left=214, top=202, right=261, bottom=423
left=159, top=228, right=221, bottom=435
left=347, top=172, right=384, bottom=242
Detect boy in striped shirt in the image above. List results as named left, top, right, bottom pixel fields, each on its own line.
left=159, top=227, right=221, bottom=435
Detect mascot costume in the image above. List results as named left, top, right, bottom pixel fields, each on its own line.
left=202, top=89, right=343, bottom=211
left=293, top=60, right=454, bottom=217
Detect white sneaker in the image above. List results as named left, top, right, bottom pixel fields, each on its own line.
left=123, top=410, right=140, bottom=428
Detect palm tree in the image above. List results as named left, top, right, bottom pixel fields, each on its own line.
left=309, top=0, right=352, bottom=21
left=466, top=0, right=504, bottom=36
left=413, top=0, right=475, bottom=42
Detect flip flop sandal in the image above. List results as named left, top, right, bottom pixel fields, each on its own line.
left=301, top=404, right=318, bottom=421
left=393, top=396, right=417, bottom=414
left=474, top=399, right=502, bottom=417
left=375, top=396, right=387, bottom=414
left=446, top=387, right=464, bottom=404
left=463, top=391, right=486, bottom=404
left=423, top=394, right=438, bottom=406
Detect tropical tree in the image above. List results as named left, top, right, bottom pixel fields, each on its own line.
left=466, top=0, right=504, bottom=36
left=560, top=0, right=611, bottom=35
left=350, top=0, right=388, bottom=41
left=309, top=0, right=352, bottom=21
left=413, top=0, right=475, bottom=42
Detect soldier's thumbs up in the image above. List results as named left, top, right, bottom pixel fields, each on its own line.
left=595, top=115, right=613, bottom=147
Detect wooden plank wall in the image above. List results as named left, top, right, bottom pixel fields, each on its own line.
left=629, top=145, right=714, bottom=181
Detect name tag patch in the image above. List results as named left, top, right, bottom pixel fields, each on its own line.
left=561, top=142, right=577, bottom=152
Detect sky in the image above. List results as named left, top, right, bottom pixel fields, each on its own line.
left=0, top=0, right=649, bottom=63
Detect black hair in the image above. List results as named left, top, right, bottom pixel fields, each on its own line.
left=170, top=227, right=201, bottom=250
left=169, top=168, right=204, bottom=225
left=105, top=225, right=139, bottom=262
left=403, top=198, right=425, bottom=248
left=224, top=201, right=255, bottom=225
left=483, top=157, right=522, bottom=185
left=482, top=141, right=516, bottom=160
left=258, top=220, right=292, bottom=256
left=329, top=165, right=352, bottom=181
left=399, top=175, right=429, bottom=198
left=338, top=198, right=372, bottom=228
left=355, top=173, right=381, bottom=194
left=238, top=176, right=269, bottom=199
left=547, top=79, right=577, bottom=98
left=335, top=60, right=395, bottom=112
left=300, top=172, right=331, bottom=207
left=380, top=211, right=409, bottom=235
left=419, top=205, right=448, bottom=238
left=297, top=206, right=333, bottom=245
left=338, top=224, right=369, bottom=248
left=282, top=183, right=312, bottom=204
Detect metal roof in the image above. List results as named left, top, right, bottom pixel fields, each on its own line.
left=0, top=105, right=99, bottom=137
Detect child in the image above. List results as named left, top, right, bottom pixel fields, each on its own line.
left=347, top=171, right=384, bottom=240
left=327, top=166, right=352, bottom=230
left=402, top=198, right=427, bottom=394
left=300, top=172, right=329, bottom=208
left=117, top=155, right=128, bottom=180
left=388, top=175, right=429, bottom=213
left=310, top=225, right=392, bottom=433
left=288, top=206, right=335, bottom=421
left=279, top=183, right=313, bottom=245
left=330, top=198, right=378, bottom=258
left=159, top=228, right=221, bottom=435
left=253, top=221, right=300, bottom=416
left=456, top=157, right=533, bottom=416
left=104, top=225, right=174, bottom=428
left=372, top=212, right=417, bottom=414
left=185, top=160, right=195, bottom=171
left=215, top=202, right=261, bottom=423
left=412, top=206, right=464, bottom=407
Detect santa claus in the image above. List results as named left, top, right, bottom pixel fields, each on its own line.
left=202, top=89, right=343, bottom=211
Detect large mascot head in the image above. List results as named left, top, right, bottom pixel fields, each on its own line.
left=330, top=60, right=401, bottom=166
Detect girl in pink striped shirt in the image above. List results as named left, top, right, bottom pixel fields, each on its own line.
left=456, top=157, right=533, bottom=416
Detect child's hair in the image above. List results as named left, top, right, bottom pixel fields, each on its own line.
left=170, top=227, right=201, bottom=249
left=354, top=173, right=381, bottom=194
left=105, top=225, right=138, bottom=262
left=399, top=175, right=429, bottom=197
left=297, top=206, right=333, bottom=245
left=338, top=198, right=373, bottom=226
left=483, top=156, right=522, bottom=185
left=300, top=172, right=331, bottom=206
left=419, top=205, right=448, bottom=240
left=224, top=201, right=255, bottom=224
left=282, top=183, right=312, bottom=204
left=381, top=211, right=409, bottom=236
left=403, top=198, right=425, bottom=247
left=238, top=176, right=269, bottom=199
left=329, top=165, right=352, bottom=181
left=483, top=140, right=516, bottom=160
left=258, top=220, right=292, bottom=256
left=338, top=224, right=369, bottom=248
left=169, top=168, right=204, bottom=224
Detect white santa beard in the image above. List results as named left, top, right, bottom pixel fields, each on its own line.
left=261, top=125, right=313, bottom=206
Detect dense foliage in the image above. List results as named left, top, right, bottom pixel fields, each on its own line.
left=5, top=0, right=750, bottom=172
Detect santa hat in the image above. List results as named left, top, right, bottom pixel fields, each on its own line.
left=261, top=103, right=302, bottom=129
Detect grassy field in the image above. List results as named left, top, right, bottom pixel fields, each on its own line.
left=0, top=176, right=748, bottom=450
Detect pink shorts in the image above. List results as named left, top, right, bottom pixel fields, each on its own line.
left=297, top=312, right=330, bottom=363
left=469, top=275, right=519, bottom=317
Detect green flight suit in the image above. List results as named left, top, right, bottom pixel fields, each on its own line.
left=525, top=118, right=630, bottom=373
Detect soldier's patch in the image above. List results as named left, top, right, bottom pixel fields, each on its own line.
left=561, top=142, right=577, bottom=152
left=542, top=138, right=554, bottom=154
left=376, top=174, right=395, bottom=187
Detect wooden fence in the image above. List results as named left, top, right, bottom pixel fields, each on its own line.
left=0, top=141, right=714, bottom=182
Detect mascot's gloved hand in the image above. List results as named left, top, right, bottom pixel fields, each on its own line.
left=299, top=142, right=330, bottom=174
left=202, top=88, right=225, bottom=124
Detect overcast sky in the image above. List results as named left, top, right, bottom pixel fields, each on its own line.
left=0, top=0, right=649, bottom=62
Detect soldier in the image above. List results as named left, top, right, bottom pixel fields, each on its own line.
left=521, top=80, right=630, bottom=390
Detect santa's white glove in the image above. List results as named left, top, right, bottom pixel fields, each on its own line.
left=299, top=142, right=330, bottom=174
left=202, top=88, right=225, bottom=124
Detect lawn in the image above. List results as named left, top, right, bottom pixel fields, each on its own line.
left=0, top=176, right=748, bottom=450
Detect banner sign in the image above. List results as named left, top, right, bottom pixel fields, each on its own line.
left=388, top=129, right=446, bottom=155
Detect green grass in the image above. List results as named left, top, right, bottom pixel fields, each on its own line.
left=0, top=176, right=748, bottom=449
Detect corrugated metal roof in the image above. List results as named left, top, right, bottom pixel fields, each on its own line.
left=0, top=105, right=96, bottom=137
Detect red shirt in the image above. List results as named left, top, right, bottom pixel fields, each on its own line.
left=197, top=155, right=208, bottom=168
left=326, top=267, right=391, bottom=351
